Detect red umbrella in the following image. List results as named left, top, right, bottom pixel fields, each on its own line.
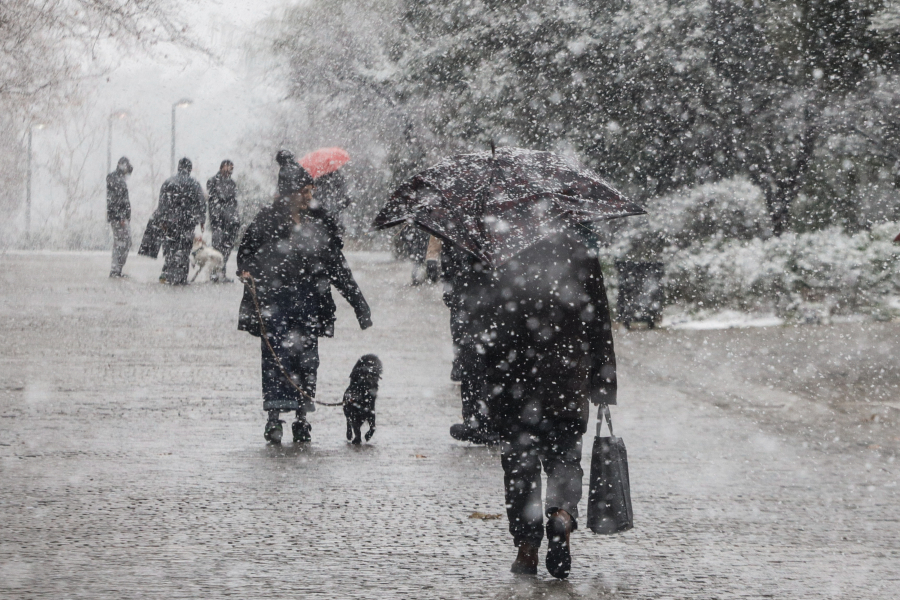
left=299, top=147, right=350, bottom=179
left=894, top=231, right=900, bottom=243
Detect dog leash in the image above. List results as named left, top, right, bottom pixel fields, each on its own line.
left=241, top=273, right=345, bottom=407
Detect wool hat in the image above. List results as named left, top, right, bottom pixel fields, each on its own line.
left=275, top=149, right=295, bottom=166
left=276, top=151, right=314, bottom=196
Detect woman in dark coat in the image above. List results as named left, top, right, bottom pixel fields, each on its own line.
left=442, top=225, right=616, bottom=579
left=237, top=153, right=372, bottom=443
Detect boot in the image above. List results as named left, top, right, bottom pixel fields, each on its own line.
left=449, top=421, right=499, bottom=446
left=264, top=419, right=285, bottom=444
left=449, top=423, right=477, bottom=442
left=510, top=542, right=539, bottom=575
left=292, top=418, right=311, bottom=443
left=546, top=509, right=573, bottom=579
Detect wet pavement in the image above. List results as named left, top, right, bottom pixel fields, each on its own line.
left=1, top=251, right=898, bottom=599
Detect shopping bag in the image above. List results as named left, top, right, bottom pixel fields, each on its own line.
left=586, top=404, right=634, bottom=534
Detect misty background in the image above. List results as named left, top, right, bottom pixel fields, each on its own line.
left=2, top=0, right=899, bottom=318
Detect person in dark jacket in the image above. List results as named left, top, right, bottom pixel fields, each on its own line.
left=443, top=226, right=616, bottom=579
left=314, top=169, right=352, bottom=217
left=206, top=160, right=239, bottom=282
left=107, top=157, right=133, bottom=278
left=441, top=239, right=498, bottom=445
left=157, top=158, right=205, bottom=285
left=237, top=152, right=372, bottom=444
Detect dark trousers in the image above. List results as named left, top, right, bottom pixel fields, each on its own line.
left=161, top=229, right=193, bottom=284
left=500, top=419, right=583, bottom=547
left=456, top=345, right=492, bottom=431
left=261, top=323, right=319, bottom=414
left=211, top=220, right=239, bottom=277
left=109, top=220, right=131, bottom=276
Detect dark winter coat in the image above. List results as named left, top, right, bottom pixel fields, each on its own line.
left=314, top=170, right=351, bottom=217
left=442, top=227, right=617, bottom=433
left=236, top=197, right=371, bottom=338
left=106, top=170, right=130, bottom=223
left=156, top=170, right=205, bottom=233
left=206, top=172, right=238, bottom=229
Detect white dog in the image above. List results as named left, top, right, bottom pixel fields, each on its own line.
left=190, top=237, right=225, bottom=283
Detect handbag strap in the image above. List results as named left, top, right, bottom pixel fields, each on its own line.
left=596, top=404, right=615, bottom=437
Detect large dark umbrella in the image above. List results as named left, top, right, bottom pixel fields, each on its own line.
left=373, top=147, right=645, bottom=267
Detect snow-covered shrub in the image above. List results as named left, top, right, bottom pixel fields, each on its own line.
left=651, top=223, right=900, bottom=317
left=603, top=177, right=900, bottom=319
left=615, top=176, right=772, bottom=261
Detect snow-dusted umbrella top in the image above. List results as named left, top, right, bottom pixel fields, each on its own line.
left=373, top=147, right=645, bottom=267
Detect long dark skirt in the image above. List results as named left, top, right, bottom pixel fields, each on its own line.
left=260, top=318, right=319, bottom=414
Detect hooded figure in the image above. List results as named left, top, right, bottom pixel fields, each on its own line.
left=237, top=151, right=372, bottom=444
left=156, top=158, right=205, bottom=285
left=107, top=156, right=133, bottom=277
left=441, top=225, right=616, bottom=579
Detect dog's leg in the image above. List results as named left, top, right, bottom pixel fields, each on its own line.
left=364, top=413, right=375, bottom=442
left=346, top=417, right=353, bottom=442
left=352, top=420, right=362, bottom=445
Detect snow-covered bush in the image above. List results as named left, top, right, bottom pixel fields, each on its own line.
left=603, top=177, right=900, bottom=319
left=615, top=177, right=772, bottom=261
left=662, top=224, right=900, bottom=316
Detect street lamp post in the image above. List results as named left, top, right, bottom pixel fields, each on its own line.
left=107, top=110, right=129, bottom=174
left=170, top=98, right=193, bottom=173
left=26, top=123, right=46, bottom=236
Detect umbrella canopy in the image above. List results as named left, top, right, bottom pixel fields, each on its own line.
left=300, top=147, right=350, bottom=179
left=373, top=147, right=645, bottom=267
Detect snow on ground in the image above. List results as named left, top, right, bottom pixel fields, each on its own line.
left=1, top=252, right=899, bottom=599
left=663, top=309, right=784, bottom=330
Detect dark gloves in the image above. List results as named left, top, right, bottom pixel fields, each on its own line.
left=357, top=311, right=373, bottom=330
left=426, top=259, right=441, bottom=283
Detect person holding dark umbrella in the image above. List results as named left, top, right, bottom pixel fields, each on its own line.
left=374, top=147, right=642, bottom=579
left=237, top=150, right=372, bottom=444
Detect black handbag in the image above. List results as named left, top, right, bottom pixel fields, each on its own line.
left=587, top=404, right=634, bottom=534
left=138, top=211, right=165, bottom=259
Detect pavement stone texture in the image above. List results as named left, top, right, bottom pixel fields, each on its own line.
left=1, top=251, right=898, bottom=599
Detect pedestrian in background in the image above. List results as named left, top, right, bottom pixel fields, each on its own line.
left=314, top=169, right=352, bottom=218
left=206, top=159, right=239, bottom=282
left=157, top=157, right=205, bottom=285
left=237, top=151, right=372, bottom=444
left=106, top=156, right=133, bottom=278
left=440, top=238, right=498, bottom=445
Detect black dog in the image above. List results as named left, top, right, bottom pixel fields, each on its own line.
left=343, top=354, right=382, bottom=444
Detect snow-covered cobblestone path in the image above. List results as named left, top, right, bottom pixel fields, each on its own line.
left=1, top=252, right=898, bottom=599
